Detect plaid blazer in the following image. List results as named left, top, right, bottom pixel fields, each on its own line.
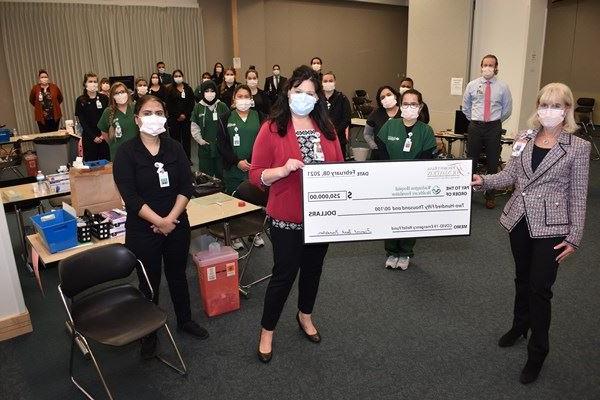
left=481, top=128, right=591, bottom=248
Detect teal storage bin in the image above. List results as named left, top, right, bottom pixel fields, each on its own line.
left=31, top=209, right=78, bottom=253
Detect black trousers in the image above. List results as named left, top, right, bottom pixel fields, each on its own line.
left=337, top=131, right=348, bottom=160
left=508, top=219, right=564, bottom=363
left=37, top=119, right=59, bottom=133
left=467, top=120, right=502, bottom=199
left=126, top=223, right=192, bottom=326
left=168, top=119, right=192, bottom=160
left=261, top=224, right=329, bottom=331
left=82, top=137, right=110, bottom=162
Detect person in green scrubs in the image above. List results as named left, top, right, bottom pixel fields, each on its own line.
left=217, top=85, right=264, bottom=194
left=191, top=80, right=230, bottom=179
left=377, top=89, right=437, bottom=271
left=97, top=82, right=138, bottom=160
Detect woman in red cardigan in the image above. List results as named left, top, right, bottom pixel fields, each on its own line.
left=29, top=69, right=63, bottom=132
left=249, top=65, right=344, bottom=363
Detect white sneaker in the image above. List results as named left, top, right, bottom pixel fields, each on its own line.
left=397, top=256, right=410, bottom=270
left=231, top=238, right=245, bottom=250
left=251, top=234, right=265, bottom=247
left=385, top=255, right=399, bottom=269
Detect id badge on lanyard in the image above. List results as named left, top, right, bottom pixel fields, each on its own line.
left=96, top=98, right=102, bottom=109
left=403, top=132, right=413, bottom=152
left=181, top=90, right=186, bottom=99
left=512, top=140, right=527, bottom=157
left=313, top=137, right=325, bottom=162
left=155, top=162, right=170, bottom=188
left=233, top=127, right=240, bottom=147
left=212, top=111, right=218, bottom=121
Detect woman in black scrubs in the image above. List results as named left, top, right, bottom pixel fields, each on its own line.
left=165, top=69, right=195, bottom=159
left=75, top=72, right=109, bottom=161
left=212, top=62, right=225, bottom=86
left=363, top=86, right=401, bottom=160
left=245, top=68, right=271, bottom=115
left=148, top=73, right=166, bottom=101
left=219, top=67, right=239, bottom=108
left=322, top=71, right=351, bottom=159
left=113, top=95, right=208, bottom=358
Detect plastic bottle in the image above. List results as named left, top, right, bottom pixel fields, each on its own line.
left=36, top=170, right=47, bottom=195
left=75, top=118, right=83, bottom=136
left=208, top=242, right=221, bottom=252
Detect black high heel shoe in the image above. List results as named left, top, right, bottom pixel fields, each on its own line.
left=257, top=333, right=272, bottom=364
left=498, top=328, right=528, bottom=348
left=520, top=358, right=543, bottom=384
left=296, top=312, right=321, bottom=343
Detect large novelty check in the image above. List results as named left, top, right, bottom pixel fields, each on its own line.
left=302, top=159, right=472, bottom=244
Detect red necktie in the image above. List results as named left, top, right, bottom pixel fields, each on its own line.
left=483, top=81, right=491, bottom=122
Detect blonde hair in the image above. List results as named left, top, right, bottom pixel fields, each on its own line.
left=527, top=82, right=579, bottom=133
left=107, top=82, right=132, bottom=142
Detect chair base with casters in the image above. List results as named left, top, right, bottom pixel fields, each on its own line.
left=58, top=244, right=187, bottom=400
left=576, top=125, right=600, bottom=161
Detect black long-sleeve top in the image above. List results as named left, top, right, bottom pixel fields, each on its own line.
left=252, top=89, right=272, bottom=115
left=325, top=90, right=351, bottom=139
left=165, top=83, right=195, bottom=123
left=113, top=135, right=194, bottom=232
left=148, top=85, right=166, bottom=102
left=75, top=93, right=109, bottom=144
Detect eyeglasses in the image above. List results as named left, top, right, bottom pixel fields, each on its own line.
left=401, top=103, right=420, bottom=109
left=139, top=110, right=165, bottom=117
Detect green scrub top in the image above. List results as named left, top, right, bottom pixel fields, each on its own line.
left=377, top=119, right=436, bottom=160
left=97, top=105, right=138, bottom=161
left=222, top=109, right=260, bottom=193
left=191, top=101, right=230, bottom=159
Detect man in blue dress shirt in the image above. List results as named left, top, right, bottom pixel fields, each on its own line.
left=463, top=54, right=512, bottom=209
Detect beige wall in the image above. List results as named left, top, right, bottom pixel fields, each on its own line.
left=210, top=0, right=408, bottom=99
left=0, top=32, right=17, bottom=129
left=542, top=0, right=600, bottom=124
left=407, top=0, right=472, bottom=132
left=198, top=0, right=233, bottom=72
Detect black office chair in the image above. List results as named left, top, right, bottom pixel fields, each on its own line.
left=575, top=97, right=595, bottom=133
left=58, top=244, right=187, bottom=400
left=351, top=97, right=374, bottom=118
left=207, top=180, right=270, bottom=297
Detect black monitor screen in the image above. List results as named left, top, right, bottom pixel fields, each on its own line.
left=454, top=110, right=470, bottom=135
left=109, top=75, right=135, bottom=92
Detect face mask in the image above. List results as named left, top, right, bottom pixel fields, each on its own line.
left=273, top=69, right=280, bottom=76
left=482, top=66, right=495, bottom=79
left=289, top=92, right=317, bottom=116
left=537, top=108, right=565, bottom=128
left=401, top=105, right=420, bottom=120
left=381, top=95, right=397, bottom=109
left=202, top=78, right=210, bottom=82
left=311, top=63, right=321, bottom=72
left=235, top=98, right=253, bottom=112
left=174, top=76, right=183, bottom=84
left=158, top=67, right=166, bottom=74
left=225, top=75, right=235, bottom=84
left=216, top=67, right=223, bottom=73
left=247, top=79, right=258, bottom=88
left=101, top=84, right=110, bottom=92
left=204, top=91, right=216, bottom=102
left=114, top=93, right=128, bottom=105
left=322, top=82, right=335, bottom=92
left=151, top=78, right=159, bottom=85
left=86, top=82, right=98, bottom=92
left=139, top=114, right=167, bottom=136
left=40, top=77, right=49, bottom=85
left=137, top=86, right=148, bottom=96
left=399, top=87, right=409, bottom=95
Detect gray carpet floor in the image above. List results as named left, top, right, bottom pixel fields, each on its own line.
left=1, top=162, right=599, bottom=400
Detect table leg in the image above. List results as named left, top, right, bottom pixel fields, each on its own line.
left=223, top=222, right=232, bottom=246
left=14, top=206, right=28, bottom=264
left=447, top=139, right=454, bottom=158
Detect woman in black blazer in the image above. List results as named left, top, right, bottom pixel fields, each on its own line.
left=165, top=69, right=195, bottom=159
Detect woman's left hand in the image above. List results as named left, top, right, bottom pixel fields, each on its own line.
left=554, top=241, right=576, bottom=263
left=177, top=114, right=186, bottom=122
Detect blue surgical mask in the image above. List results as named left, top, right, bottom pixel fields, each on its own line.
left=289, top=92, right=317, bottom=116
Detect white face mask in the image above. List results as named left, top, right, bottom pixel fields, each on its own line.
left=174, top=76, right=183, bottom=84
left=151, top=78, right=159, bottom=85
left=399, top=87, right=409, bottom=95
left=101, top=84, right=110, bottom=92
left=202, top=78, right=210, bottom=82
left=311, top=63, right=321, bottom=72
left=137, top=86, right=148, bottom=96
left=114, top=93, right=128, bottom=105
left=537, top=108, right=565, bottom=128
left=322, top=82, right=335, bottom=92
left=139, top=114, right=167, bottom=136
left=235, top=98, right=253, bottom=112
left=86, top=82, right=98, bottom=92
left=204, top=91, right=216, bottom=102
left=40, top=77, right=49, bottom=85
left=401, top=105, right=420, bottom=120
left=225, top=75, right=235, bottom=84
left=247, top=79, right=258, bottom=88
left=158, top=67, right=166, bottom=74
left=482, top=66, right=495, bottom=79
left=273, top=69, right=280, bottom=76
left=381, top=95, right=397, bottom=109
left=216, top=67, right=223, bottom=73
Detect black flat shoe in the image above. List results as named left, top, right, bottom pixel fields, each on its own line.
left=498, top=328, right=527, bottom=348
left=257, top=346, right=272, bottom=363
left=296, top=312, right=321, bottom=343
left=140, top=332, right=158, bottom=360
left=520, top=359, right=543, bottom=384
left=178, top=320, right=209, bottom=339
